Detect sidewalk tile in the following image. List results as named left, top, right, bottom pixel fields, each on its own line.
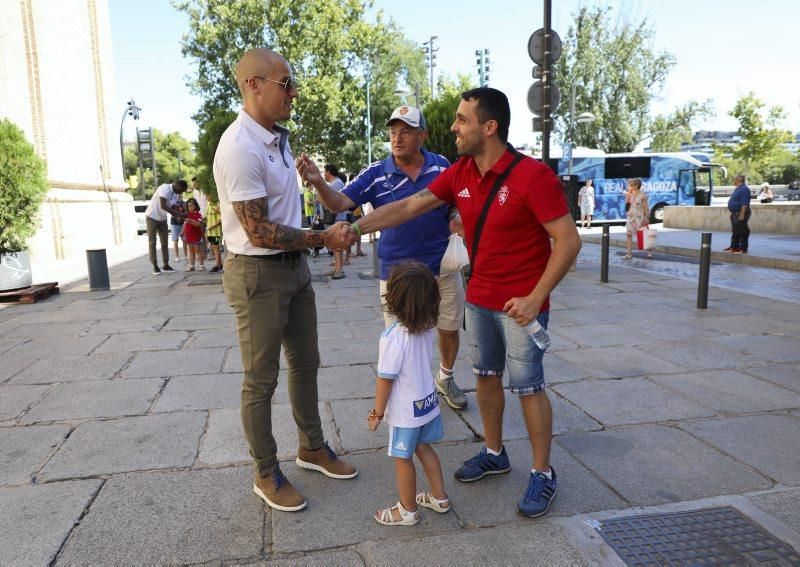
left=57, top=467, right=263, bottom=565
left=712, top=335, right=800, bottom=363
left=271, top=454, right=461, bottom=554
left=21, top=378, right=162, bottom=423
left=88, top=316, right=168, bottom=334
left=163, top=314, right=235, bottom=331
left=0, top=353, right=36, bottom=383
left=0, top=480, right=102, bottom=566
left=750, top=489, right=800, bottom=534
left=545, top=353, right=593, bottom=384
left=9, top=352, right=131, bottom=384
left=154, top=373, right=240, bottom=413
left=10, top=321, right=93, bottom=339
left=635, top=339, right=761, bottom=370
left=557, top=345, right=684, bottom=379
left=263, top=550, right=364, bottom=566
left=94, top=330, right=188, bottom=353
left=197, top=408, right=249, bottom=467
left=5, top=335, right=109, bottom=358
left=553, top=378, right=714, bottom=426
left=557, top=425, right=771, bottom=505
left=316, top=307, right=379, bottom=324
left=555, top=323, right=660, bottom=348
left=682, top=415, right=800, bottom=485
left=651, top=370, right=800, bottom=413
left=121, top=347, right=226, bottom=378
left=741, top=363, right=800, bottom=393
left=186, top=328, right=240, bottom=349
left=0, top=383, right=50, bottom=421
left=0, top=424, right=69, bottom=484
left=38, top=412, right=206, bottom=481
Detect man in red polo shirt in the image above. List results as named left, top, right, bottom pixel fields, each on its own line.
left=344, top=87, right=581, bottom=518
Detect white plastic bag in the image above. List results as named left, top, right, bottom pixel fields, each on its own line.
left=637, top=227, right=657, bottom=250
left=439, top=234, right=470, bottom=275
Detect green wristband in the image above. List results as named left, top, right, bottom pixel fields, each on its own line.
left=352, top=223, right=362, bottom=237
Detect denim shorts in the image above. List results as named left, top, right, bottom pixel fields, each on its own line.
left=465, top=302, right=549, bottom=396
left=387, top=414, right=443, bottom=459
left=170, top=223, right=182, bottom=242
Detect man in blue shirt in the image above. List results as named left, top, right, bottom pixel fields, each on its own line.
left=297, top=106, right=468, bottom=410
left=725, top=174, right=751, bottom=253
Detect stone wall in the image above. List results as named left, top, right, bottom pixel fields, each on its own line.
left=663, top=204, right=800, bottom=234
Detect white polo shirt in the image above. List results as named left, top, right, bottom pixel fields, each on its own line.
left=377, top=323, right=440, bottom=428
left=145, top=183, right=177, bottom=222
left=213, top=110, right=301, bottom=256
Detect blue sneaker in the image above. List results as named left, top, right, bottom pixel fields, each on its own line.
left=517, top=467, right=557, bottom=518
left=454, top=446, right=511, bottom=482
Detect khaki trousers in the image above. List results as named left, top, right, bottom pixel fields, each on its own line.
left=223, top=253, right=323, bottom=477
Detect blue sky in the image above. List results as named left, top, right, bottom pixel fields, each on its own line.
left=111, top=0, right=800, bottom=147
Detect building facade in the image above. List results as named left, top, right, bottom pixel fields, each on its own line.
left=0, top=0, right=136, bottom=263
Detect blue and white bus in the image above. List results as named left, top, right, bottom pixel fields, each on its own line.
left=544, top=151, right=723, bottom=224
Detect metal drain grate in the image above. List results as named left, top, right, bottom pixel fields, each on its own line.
left=594, top=506, right=800, bottom=566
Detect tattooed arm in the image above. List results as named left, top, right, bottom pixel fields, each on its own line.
left=353, top=189, right=445, bottom=235
left=232, top=197, right=349, bottom=251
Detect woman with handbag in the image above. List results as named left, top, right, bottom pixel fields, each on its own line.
left=624, top=178, right=651, bottom=260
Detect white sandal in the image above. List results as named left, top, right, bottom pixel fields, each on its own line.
left=416, top=491, right=451, bottom=513
left=374, top=501, right=420, bottom=526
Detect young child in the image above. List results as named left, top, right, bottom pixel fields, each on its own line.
left=182, top=198, right=205, bottom=272
left=367, top=261, right=451, bottom=526
left=204, top=199, right=223, bottom=273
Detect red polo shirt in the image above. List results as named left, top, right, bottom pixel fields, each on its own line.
left=428, top=149, right=568, bottom=312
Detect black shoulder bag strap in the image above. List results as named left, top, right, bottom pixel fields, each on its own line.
left=469, top=144, right=524, bottom=272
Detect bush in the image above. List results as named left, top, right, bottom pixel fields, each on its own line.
left=195, top=109, right=237, bottom=202
left=0, top=119, right=48, bottom=254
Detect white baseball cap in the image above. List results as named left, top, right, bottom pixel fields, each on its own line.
left=385, top=106, right=427, bottom=130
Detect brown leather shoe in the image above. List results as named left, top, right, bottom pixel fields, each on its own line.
left=296, top=442, right=358, bottom=479
left=253, top=467, right=306, bottom=512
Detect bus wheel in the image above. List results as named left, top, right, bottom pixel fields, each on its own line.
left=650, top=203, right=666, bottom=224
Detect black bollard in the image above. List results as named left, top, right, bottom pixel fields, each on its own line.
left=86, top=249, right=110, bottom=291
left=697, top=232, right=712, bottom=309
left=372, top=236, right=380, bottom=279
left=600, top=224, right=609, bottom=283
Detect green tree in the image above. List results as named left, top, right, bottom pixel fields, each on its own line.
left=423, top=75, right=475, bottom=163
left=0, top=119, right=49, bottom=254
left=553, top=6, right=676, bottom=152
left=649, top=100, right=714, bottom=152
left=194, top=108, right=238, bottom=201
left=123, top=129, right=196, bottom=198
left=729, top=92, right=792, bottom=174
left=174, top=0, right=428, bottom=171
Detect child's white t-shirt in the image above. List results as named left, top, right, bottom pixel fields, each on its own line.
left=377, top=322, right=440, bottom=428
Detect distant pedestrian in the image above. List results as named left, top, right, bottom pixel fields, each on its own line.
left=726, top=174, right=751, bottom=253
left=192, top=176, right=209, bottom=263
left=577, top=179, right=595, bottom=228
left=368, top=261, right=450, bottom=526
left=205, top=198, right=224, bottom=273
left=144, top=179, right=188, bottom=275
left=624, top=178, right=651, bottom=260
left=324, top=164, right=347, bottom=279
left=170, top=195, right=187, bottom=262
left=182, top=198, right=205, bottom=271
left=757, top=182, right=773, bottom=204
left=303, top=183, right=317, bottom=227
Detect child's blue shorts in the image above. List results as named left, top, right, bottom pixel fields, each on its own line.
left=387, top=414, right=444, bottom=459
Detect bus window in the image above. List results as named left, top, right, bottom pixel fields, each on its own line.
left=605, top=156, right=650, bottom=179
left=679, top=169, right=696, bottom=197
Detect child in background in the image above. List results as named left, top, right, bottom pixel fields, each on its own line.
left=205, top=198, right=224, bottom=273
left=367, top=261, right=450, bottom=526
left=303, top=183, right=317, bottom=228
left=170, top=195, right=187, bottom=262
left=182, top=198, right=205, bottom=272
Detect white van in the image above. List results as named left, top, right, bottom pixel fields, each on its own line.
left=132, top=201, right=148, bottom=234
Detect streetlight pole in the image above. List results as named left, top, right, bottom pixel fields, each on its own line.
left=422, top=35, right=439, bottom=98
left=567, top=82, right=596, bottom=175
left=366, top=73, right=372, bottom=164
left=119, top=99, right=140, bottom=185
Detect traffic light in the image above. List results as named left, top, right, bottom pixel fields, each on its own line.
left=475, top=49, right=490, bottom=86
left=527, top=28, right=562, bottom=132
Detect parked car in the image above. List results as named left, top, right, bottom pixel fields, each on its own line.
left=132, top=200, right=148, bottom=234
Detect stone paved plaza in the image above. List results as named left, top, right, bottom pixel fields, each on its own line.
left=1, top=245, right=800, bottom=565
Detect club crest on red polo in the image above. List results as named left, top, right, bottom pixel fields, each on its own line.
left=498, top=186, right=509, bottom=205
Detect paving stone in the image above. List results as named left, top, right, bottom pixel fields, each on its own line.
left=558, top=345, right=684, bottom=379
left=186, top=328, right=240, bottom=349
left=57, top=467, right=263, bottom=565
left=262, top=550, right=364, bottom=566
left=316, top=307, right=379, bottom=324
left=153, top=373, right=240, bottom=412
left=38, top=412, right=207, bottom=481
left=0, top=424, right=70, bottom=484
left=273, top=364, right=378, bottom=404
left=330, top=398, right=474, bottom=452
left=624, top=319, right=719, bottom=341
left=750, top=489, right=800, bottom=534
left=359, top=521, right=587, bottom=566
left=701, top=314, right=800, bottom=336
left=9, top=352, right=131, bottom=384
left=197, top=408, right=250, bottom=467
left=553, top=378, right=714, bottom=426
left=149, top=301, right=221, bottom=316
left=712, top=335, right=800, bottom=363
left=94, top=330, right=189, bottom=353
left=5, top=335, right=109, bottom=358
left=163, top=314, right=235, bottom=331
left=651, top=370, right=800, bottom=413
left=0, top=480, right=102, bottom=566
left=555, top=324, right=660, bottom=348
left=557, top=425, right=771, bottom=505
left=319, top=339, right=378, bottom=367
left=636, top=340, right=762, bottom=371
left=316, top=322, right=355, bottom=340
left=742, top=363, right=800, bottom=393
left=22, top=378, right=162, bottom=423
left=88, top=316, right=168, bottom=335
left=271, top=402, right=339, bottom=460
left=682, top=415, right=800, bottom=486
left=270, top=453, right=461, bottom=554
left=0, top=383, right=50, bottom=421
left=348, top=320, right=389, bottom=339
left=436, top=440, right=626, bottom=527
left=0, top=337, right=23, bottom=356
left=121, top=347, right=226, bottom=378
left=544, top=353, right=594, bottom=384
left=11, top=321, right=93, bottom=339
left=0, top=353, right=36, bottom=383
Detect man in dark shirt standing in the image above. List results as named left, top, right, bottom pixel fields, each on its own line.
left=725, top=174, right=751, bottom=253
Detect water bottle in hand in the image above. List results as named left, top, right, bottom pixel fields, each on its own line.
left=525, top=319, right=551, bottom=351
